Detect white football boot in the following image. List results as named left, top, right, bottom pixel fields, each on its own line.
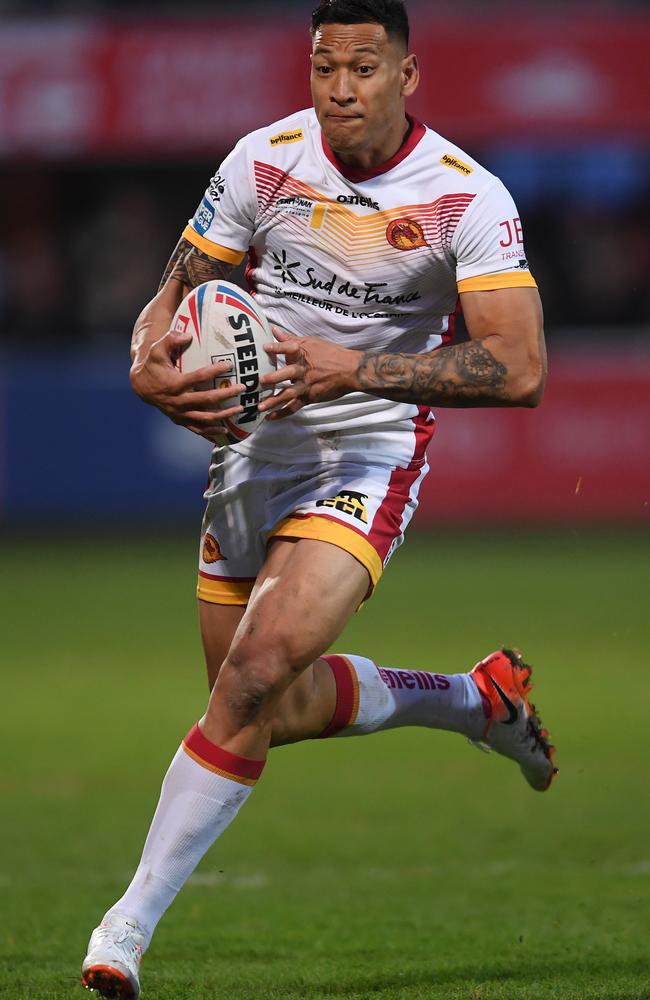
left=81, top=913, right=146, bottom=999
left=469, top=648, right=558, bottom=792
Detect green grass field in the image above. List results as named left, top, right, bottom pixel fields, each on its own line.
left=1, top=530, right=649, bottom=1000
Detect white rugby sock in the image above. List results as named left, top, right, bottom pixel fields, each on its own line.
left=104, top=724, right=265, bottom=948
left=320, top=654, right=486, bottom=740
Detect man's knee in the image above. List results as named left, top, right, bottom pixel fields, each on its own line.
left=213, top=625, right=311, bottom=729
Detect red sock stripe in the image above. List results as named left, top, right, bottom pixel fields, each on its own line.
left=183, top=724, right=266, bottom=784
left=319, top=655, right=360, bottom=738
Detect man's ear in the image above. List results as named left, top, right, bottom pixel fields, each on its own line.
left=401, top=54, right=420, bottom=98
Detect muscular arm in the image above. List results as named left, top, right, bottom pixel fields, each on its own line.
left=130, top=237, right=245, bottom=438
left=157, top=237, right=234, bottom=294
left=131, top=237, right=234, bottom=366
left=356, top=287, right=546, bottom=408
left=261, top=286, right=547, bottom=415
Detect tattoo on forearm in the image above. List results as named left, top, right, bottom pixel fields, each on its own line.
left=357, top=340, right=509, bottom=407
left=159, top=237, right=234, bottom=291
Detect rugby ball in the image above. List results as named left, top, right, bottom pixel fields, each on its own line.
left=171, top=281, right=276, bottom=444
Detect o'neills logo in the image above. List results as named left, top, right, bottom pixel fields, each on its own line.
left=203, top=533, right=226, bottom=564
left=270, top=129, right=304, bottom=146
left=440, top=153, right=473, bottom=176
left=386, top=218, right=428, bottom=251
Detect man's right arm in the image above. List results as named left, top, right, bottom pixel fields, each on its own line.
left=130, top=237, right=245, bottom=439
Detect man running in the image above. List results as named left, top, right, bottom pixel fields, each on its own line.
left=82, top=2, right=555, bottom=996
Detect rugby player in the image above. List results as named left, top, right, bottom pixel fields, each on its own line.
left=82, top=2, right=556, bottom=996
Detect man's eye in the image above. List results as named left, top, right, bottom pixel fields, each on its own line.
left=357, top=65, right=374, bottom=75
left=315, top=65, right=332, bottom=75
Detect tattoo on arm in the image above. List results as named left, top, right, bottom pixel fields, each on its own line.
left=356, top=340, right=509, bottom=407
left=159, top=237, right=234, bottom=291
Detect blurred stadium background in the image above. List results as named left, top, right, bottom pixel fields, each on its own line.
left=0, top=0, right=648, bottom=526
left=1, top=4, right=650, bottom=999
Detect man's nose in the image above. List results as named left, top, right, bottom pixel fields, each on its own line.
left=330, top=71, right=356, bottom=105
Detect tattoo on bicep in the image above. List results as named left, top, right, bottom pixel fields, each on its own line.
left=159, top=237, right=234, bottom=291
left=357, top=340, right=509, bottom=406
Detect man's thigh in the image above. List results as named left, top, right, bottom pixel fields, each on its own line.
left=238, top=535, right=370, bottom=668
left=199, top=603, right=245, bottom=691
left=203, top=537, right=368, bottom=750
left=199, top=535, right=307, bottom=690
left=200, top=539, right=342, bottom=739
left=196, top=446, right=428, bottom=691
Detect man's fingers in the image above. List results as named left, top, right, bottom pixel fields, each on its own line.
left=259, top=365, right=304, bottom=392
left=177, top=385, right=246, bottom=411
left=264, top=340, right=301, bottom=358
left=177, top=359, right=235, bottom=391
left=178, top=403, right=244, bottom=423
left=270, top=326, right=295, bottom=342
left=266, top=398, right=305, bottom=420
left=167, top=329, right=193, bottom=353
left=184, top=424, right=229, bottom=442
left=259, top=383, right=304, bottom=413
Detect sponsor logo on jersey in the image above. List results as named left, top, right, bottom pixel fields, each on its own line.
left=517, top=259, right=530, bottom=269
left=203, top=533, right=226, bottom=563
left=277, top=196, right=314, bottom=209
left=440, top=153, right=474, bottom=176
left=316, top=490, right=369, bottom=523
left=336, top=194, right=380, bottom=211
left=386, top=218, right=428, bottom=251
left=270, top=129, right=304, bottom=146
left=194, top=197, right=215, bottom=235
left=276, top=195, right=318, bottom=223
left=208, top=172, right=225, bottom=202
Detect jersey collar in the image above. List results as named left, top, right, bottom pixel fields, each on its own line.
left=320, top=113, right=426, bottom=183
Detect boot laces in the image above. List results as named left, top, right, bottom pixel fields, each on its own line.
left=95, top=922, right=142, bottom=960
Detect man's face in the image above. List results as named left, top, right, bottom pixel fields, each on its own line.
left=310, top=22, right=416, bottom=155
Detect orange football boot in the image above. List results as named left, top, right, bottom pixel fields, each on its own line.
left=469, top=648, right=557, bottom=791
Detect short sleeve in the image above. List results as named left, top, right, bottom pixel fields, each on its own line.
left=452, top=178, right=537, bottom=293
left=182, top=138, right=257, bottom=265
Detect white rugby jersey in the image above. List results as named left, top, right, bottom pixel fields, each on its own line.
left=183, top=108, right=536, bottom=466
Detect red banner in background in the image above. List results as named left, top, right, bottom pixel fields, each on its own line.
left=1, top=14, right=649, bottom=158
left=0, top=349, right=647, bottom=523
left=417, top=351, right=650, bottom=524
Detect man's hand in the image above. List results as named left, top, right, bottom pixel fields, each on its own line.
left=130, top=327, right=245, bottom=440
left=259, top=329, right=359, bottom=419
left=260, top=287, right=546, bottom=415
left=130, top=240, right=242, bottom=440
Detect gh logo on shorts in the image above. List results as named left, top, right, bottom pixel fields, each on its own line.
left=316, top=491, right=368, bottom=523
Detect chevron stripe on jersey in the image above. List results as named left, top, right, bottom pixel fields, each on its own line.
left=254, top=161, right=475, bottom=268
left=184, top=107, right=537, bottom=465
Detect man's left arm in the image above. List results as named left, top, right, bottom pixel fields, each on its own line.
left=260, top=285, right=546, bottom=415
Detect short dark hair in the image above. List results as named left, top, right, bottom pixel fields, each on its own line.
left=311, top=0, right=410, bottom=49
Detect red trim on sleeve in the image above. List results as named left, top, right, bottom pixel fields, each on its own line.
left=320, top=114, right=426, bottom=183
left=184, top=723, right=266, bottom=781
